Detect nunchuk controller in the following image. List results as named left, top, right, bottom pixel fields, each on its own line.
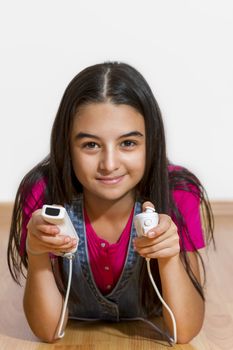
left=133, top=207, right=177, bottom=344
left=134, top=206, right=159, bottom=237
left=41, top=204, right=79, bottom=255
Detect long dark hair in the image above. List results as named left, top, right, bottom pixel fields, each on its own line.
left=7, top=62, right=214, bottom=313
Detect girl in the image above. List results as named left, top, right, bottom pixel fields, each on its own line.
left=7, top=62, right=214, bottom=344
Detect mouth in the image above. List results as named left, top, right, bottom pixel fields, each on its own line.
left=96, top=175, right=124, bottom=185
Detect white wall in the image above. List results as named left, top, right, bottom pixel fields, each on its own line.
left=0, top=0, right=232, bottom=201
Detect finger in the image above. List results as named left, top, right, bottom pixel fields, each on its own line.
left=48, top=239, right=78, bottom=253
left=58, top=239, right=77, bottom=250
left=32, top=208, right=42, bottom=216
left=33, top=233, right=74, bottom=246
left=27, top=211, right=60, bottom=236
left=134, top=231, right=171, bottom=249
left=136, top=234, right=180, bottom=256
left=36, top=224, right=60, bottom=235
left=27, top=224, right=59, bottom=239
left=142, top=201, right=155, bottom=212
left=134, top=221, right=178, bottom=250
left=29, top=234, right=77, bottom=253
left=150, top=214, right=173, bottom=237
left=145, top=217, right=177, bottom=242
left=140, top=201, right=158, bottom=238
left=136, top=235, right=180, bottom=258
left=143, top=246, right=180, bottom=259
left=55, top=236, right=78, bottom=249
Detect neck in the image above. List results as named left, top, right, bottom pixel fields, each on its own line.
left=83, top=191, right=135, bottom=222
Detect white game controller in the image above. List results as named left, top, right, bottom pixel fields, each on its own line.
left=133, top=206, right=177, bottom=344
left=134, top=206, right=159, bottom=237
left=41, top=204, right=79, bottom=256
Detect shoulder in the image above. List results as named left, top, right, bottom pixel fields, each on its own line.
left=168, top=164, right=205, bottom=251
left=168, top=164, right=183, bottom=172
left=31, top=177, right=47, bottom=196
left=168, top=163, right=202, bottom=222
left=168, top=163, right=201, bottom=196
left=22, top=177, right=48, bottom=215
left=20, top=176, right=48, bottom=256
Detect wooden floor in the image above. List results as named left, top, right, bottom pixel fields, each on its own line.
left=0, top=203, right=233, bottom=350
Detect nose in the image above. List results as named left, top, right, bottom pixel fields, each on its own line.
left=99, top=146, right=120, bottom=173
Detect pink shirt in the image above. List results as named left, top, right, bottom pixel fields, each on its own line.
left=168, top=164, right=205, bottom=251
left=171, top=188, right=205, bottom=251
left=84, top=208, right=134, bottom=294
left=20, top=172, right=205, bottom=294
left=20, top=178, right=46, bottom=256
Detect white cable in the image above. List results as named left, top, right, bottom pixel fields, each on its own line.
left=57, top=254, right=74, bottom=338
left=54, top=254, right=177, bottom=343
left=146, top=258, right=177, bottom=344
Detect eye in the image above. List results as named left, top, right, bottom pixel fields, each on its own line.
left=121, top=140, right=136, bottom=148
left=82, top=142, right=99, bottom=149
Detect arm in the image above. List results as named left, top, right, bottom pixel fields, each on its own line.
left=158, top=251, right=204, bottom=343
left=23, top=210, right=77, bottom=342
left=24, top=252, right=68, bottom=343
left=134, top=203, right=205, bottom=344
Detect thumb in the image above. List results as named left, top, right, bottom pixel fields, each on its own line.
left=142, top=201, right=155, bottom=212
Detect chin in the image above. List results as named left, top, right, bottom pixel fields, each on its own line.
left=92, top=189, right=134, bottom=202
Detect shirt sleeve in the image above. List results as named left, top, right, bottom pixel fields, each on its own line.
left=19, top=179, right=46, bottom=256
left=171, top=188, right=205, bottom=252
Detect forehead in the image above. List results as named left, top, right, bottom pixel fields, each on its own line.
left=72, top=102, right=145, bottom=134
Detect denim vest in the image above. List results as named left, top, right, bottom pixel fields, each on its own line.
left=60, top=195, right=157, bottom=322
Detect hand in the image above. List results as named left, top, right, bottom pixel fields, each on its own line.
left=26, top=209, right=78, bottom=255
left=133, top=201, right=180, bottom=260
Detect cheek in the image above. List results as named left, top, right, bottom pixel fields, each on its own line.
left=71, top=151, right=84, bottom=175
left=71, top=151, right=96, bottom=180
left=125, top=151, right=146, bottom=175
left=136, top=158, right=146, bottom=177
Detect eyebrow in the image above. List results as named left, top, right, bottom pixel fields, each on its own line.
left=75, top=131, right=144, bottom=140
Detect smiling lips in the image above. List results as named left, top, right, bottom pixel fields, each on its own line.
left=96, top=175, right=124, bottom=185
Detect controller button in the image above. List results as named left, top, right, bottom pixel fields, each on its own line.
left=144, top=219, right=152, bottom=226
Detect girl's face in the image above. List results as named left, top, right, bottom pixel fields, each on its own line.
left=70, top=102, right=146, bottom=204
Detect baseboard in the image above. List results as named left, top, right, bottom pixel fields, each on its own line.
left=0, top=201, right=233, bottom=219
